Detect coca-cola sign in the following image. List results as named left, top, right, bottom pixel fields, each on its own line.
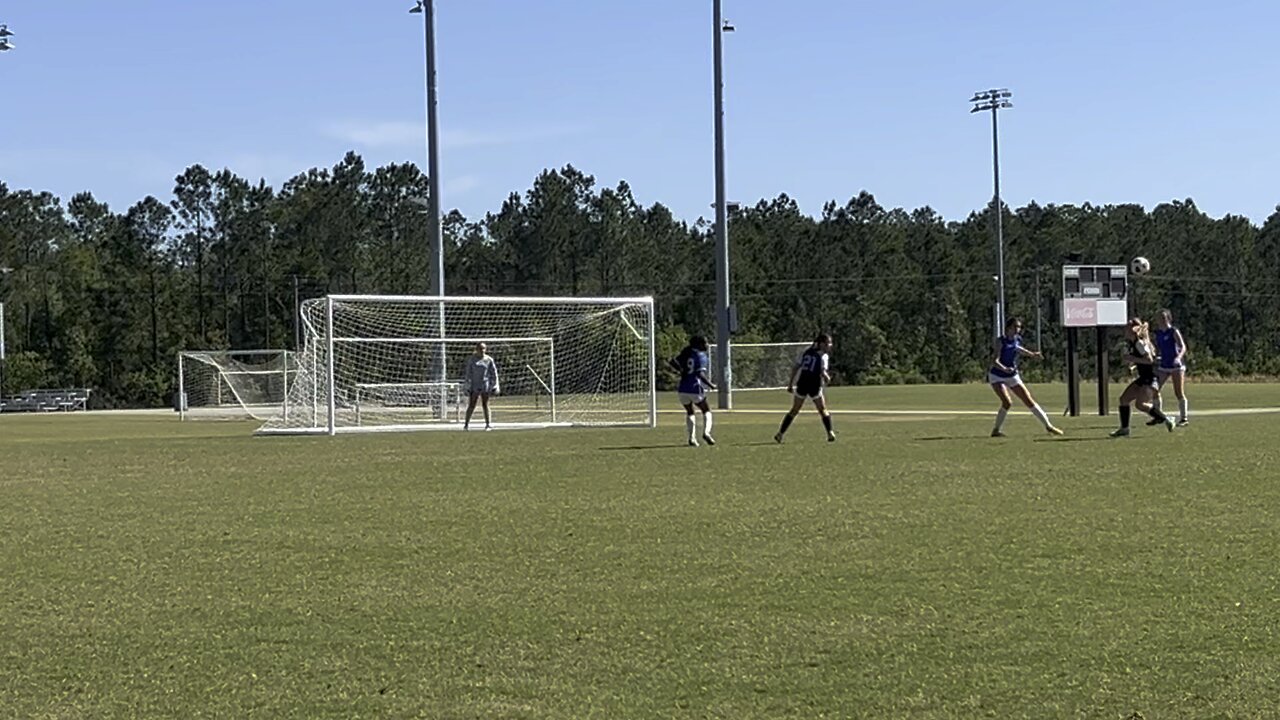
left=1063, top=299, right=1097, bottom=327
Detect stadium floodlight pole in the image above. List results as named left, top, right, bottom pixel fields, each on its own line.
left=712, top=0, right=735, bottom=409
left=970, top=88, right=1013, bottom=337
left=0, top=266, right=11, bottom=401
left=410, top=0, right=448, bottom=420
left=0, top=24, right=14, bottom=52
left=409, top=2, right=443, bottom=297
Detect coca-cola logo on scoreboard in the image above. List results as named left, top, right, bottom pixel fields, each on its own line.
left=1063, top=299, right=1097, bottom=327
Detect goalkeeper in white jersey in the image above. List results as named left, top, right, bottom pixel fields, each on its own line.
left=462, top=342, right=500, bottom=431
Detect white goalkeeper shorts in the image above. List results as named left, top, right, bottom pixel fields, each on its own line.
left=987, top=372, right=1023, bottom=388
left=678, top=392, right=706, bottom=407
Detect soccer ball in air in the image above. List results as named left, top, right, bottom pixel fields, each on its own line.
left=1130, top=256, right=1151, bottom=276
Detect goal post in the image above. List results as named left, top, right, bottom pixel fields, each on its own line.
left=258, top=295, right=656, bottom=435
left=178, top=349, right=296, bottom=421
left=708, top=341, right=809, bottom=390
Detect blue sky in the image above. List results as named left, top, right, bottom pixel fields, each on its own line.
left=2, top=1, right=1277, bottom=225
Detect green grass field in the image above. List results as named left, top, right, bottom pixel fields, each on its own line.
left=3, top=384, right=1279, bottom=718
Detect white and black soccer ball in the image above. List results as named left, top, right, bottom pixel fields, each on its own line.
left=1130, top=256, right=1152, bottom=276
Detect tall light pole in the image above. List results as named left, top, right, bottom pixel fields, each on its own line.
left=0, top=267, right=12, bottom=402
left=0, top=24, right=14, bottom=52
left=712, top=1, right=734, bottom=409
left=409, top=1, right=443, bottom=298
left=410, top=1, right=449, bottom=416
left=970, top=88, right=1012, bottom=336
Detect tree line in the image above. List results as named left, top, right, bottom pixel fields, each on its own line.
left=1, top=151, right=1278, bottom=407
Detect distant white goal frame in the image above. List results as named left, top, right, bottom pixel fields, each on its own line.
left=346, top=335, right=556, bottom=426
left=258, top=294, right=657, bottom=435
left=709, top=341, right=810, bottom=390
left=177, top=349, right=295, bottom=421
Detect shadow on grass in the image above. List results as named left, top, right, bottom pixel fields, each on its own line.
left=599, top=444, right=687, bottom=452
left=1034, top=435, right=1121, bottom=443
left=600, top=440, right=784, bottom=451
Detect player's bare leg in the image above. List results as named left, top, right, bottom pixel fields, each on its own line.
left=481, top=394, right=492, bottom=430
left=1134, top=386, right=1173, bottom=433
left=990, top=384, right=1012, bottom=437
left=1171, top=370, right=1189, bottom=425
left=775, top=395, right=805, bottom=443
left=682, top=403, right=698, bottom=446
left=695, top=399, right=715, bottom=445
left=1011, top=383, right=1062, bottom=436
left=814, top=396, right=835, bottom=441
left=464, top=392, right=479, bottom=430
left=1148, top=375, right=1167, bottom=425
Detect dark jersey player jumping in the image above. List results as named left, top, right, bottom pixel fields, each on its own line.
left=1111, top=317, right=1176, bottom=437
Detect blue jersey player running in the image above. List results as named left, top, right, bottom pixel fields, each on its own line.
left=671, top=335, right=717, bottom=447
left=1148, top=309, right=1190, bottom=426
left=774, top=333, right=837, bottom=443
left=989, top=317, right=1063, bottom=437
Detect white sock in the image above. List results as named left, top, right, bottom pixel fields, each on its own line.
left=686, top=415, right=696, bottom=441
left=703, top=411, right=713, bottom=437
left=1179, top=397, right=1188, bottom=421
left=994, top=407, right=1009, bottom=432
left=1152, top=394, right=1163, bottom=413
left=1030, top=404, right=1052, bottom=429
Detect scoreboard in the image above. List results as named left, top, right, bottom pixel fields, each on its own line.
left=1061, top=265, right=1128, bottom=327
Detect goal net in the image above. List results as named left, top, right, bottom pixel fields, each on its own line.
left=257, top=295, right=656, bottom=434
left=178, top=350, right=296, bottom=420
left=708, top=341, right=810, bottom=390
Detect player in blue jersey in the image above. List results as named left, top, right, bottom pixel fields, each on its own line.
left=988, top=317, right=1063, bottom=437
left=671, top=335, right=717, bottom=447
left=1112, top=317, right=1175, bottom=437
left=1148, top=309, right=1190, bottom=427
left=774, top=333, right=837, bottom=443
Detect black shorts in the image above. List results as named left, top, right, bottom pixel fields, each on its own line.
left=794, top=380, right=823, bottom=399
left=1128, top=376, right=1158, bottom=391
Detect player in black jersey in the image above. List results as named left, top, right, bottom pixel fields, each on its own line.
left=1111, top=317, right=1175, bottom=437
left=775, top=334, right=836, bottom=443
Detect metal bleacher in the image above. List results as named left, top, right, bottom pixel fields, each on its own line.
left=0, top=388, right=92, bottom=413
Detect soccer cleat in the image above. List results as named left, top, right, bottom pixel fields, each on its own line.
left=773, top=432, right=784, bottom=444
left=991, top=429, right=1006, bottom=437
left=1046, top=426, right=1064, bottom=436
left=1109, top=427, right=1130, bottom=438
left=688, top=438, right=699, bottom=447
left=1164, top=417, right=1176, bottom=432
left=1178, top=418, right=1190, bottom=427
left=827, top=432, right=837, bottom=442
left=702, top=434, right=716, bottom=446
left=1145, top=417, right=1162, bottom=426
left=485, top=425, right=493, bottom=432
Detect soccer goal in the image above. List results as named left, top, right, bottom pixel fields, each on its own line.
left=257, top=295, right=656, bottom=435
left=178, top=350, right=296, bottom=421
left=708, top=341, right=810, bottom=390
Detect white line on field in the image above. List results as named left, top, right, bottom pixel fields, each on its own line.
left=659, top=407, right=1280, bottom=417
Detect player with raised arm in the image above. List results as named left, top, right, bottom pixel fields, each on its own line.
left=462, top=342, right=500, bottom=431
left=1148, top=309, right=1191, bottom=427
left=989, top=317, right=1063, bottom=437
left=774, top=333, right=837, bottom=444
left=672, top=335, right=717, bottom=447
left=1111, top=317, right=1175, bottom=437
